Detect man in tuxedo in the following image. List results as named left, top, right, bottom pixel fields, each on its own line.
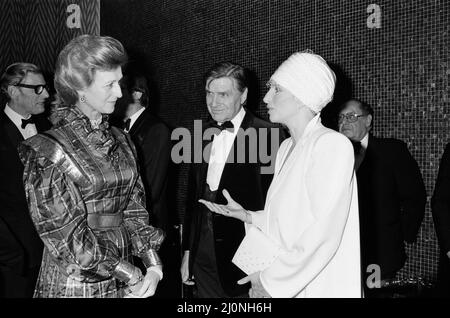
left=119, top=75, right=174, bottom=297
left=180, top=62, right=283, bottom=298
left=0, top=62, right=51, bottom=297
left=338, top=99, right=426, bottom=297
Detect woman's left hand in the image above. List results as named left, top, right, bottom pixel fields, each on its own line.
left=238, top=272, right=271, bottom=298
left=199, top=189, right=248, bottom=222
left=125, top=266, right=162, bottom=298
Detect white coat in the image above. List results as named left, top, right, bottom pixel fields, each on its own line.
left=251, top=114, right=362, bottom=298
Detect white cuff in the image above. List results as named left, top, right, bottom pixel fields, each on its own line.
left=148, top=266, right=163, bottom=280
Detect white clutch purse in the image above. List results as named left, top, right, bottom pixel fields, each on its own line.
left=232, top=226, right=282, bottom=275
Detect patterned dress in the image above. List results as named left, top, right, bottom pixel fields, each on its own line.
left=18, top=106, right=164, bottom=298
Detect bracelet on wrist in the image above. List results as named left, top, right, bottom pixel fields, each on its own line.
left=141, top=249, right=163, bottom=268
left=128, top=272, right=144, bottom=287
left=113, top=260, right=135, bottom=283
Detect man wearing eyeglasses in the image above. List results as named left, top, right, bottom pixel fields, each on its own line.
left=0, top=62, right=51, bottom=297
left=338, top=99, right=426, bottom=298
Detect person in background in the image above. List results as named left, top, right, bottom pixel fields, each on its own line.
left=338, top=99, right=426, bottom=297
left=0, top=62, right=51, bottom=297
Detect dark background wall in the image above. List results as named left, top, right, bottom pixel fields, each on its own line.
left=0, top=0, right=100, bottom=88
left=101, top=0, right=449, bottom=285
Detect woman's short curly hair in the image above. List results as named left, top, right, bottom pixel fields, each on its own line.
left=54, top=34, right=128, bottom=105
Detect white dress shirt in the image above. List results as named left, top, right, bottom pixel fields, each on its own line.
left=124, top=107, right=145, bottom=133
left=4, top=104, right=38, bottom=140
left=206, top=107, right=246, bottom=191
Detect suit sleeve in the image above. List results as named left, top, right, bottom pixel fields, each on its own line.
left=260, top=133, right=356, bottom=297
left=140, top=123, right=171, bottom=225
left=182, top=163, right=196, bottom=252
left=123, top=173, right=165, bottom=261
left=432, top=143, right=450, bottom=253
left=394, top=141, right=426, bottom=243
left=122, top=132, right=165, bottom=267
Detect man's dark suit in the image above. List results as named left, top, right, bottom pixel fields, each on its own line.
left=0, top=110, right=51, bottom=297
left=182, top=110, right=283, bottom=297
left=356, top=135, right=426, bottom=285
left=128, top=108, right=171, bottom=231
left=126, top=108, right=174, bottom=297
left=431, top=143, right=450, bottom=296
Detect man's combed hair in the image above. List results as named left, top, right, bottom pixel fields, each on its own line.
left=358, top=99, right=374, bottom=118
left=130, top=75, right=149, bottom=108
left=54, top=34, right=128, bottom=105
left=0, top=63, right=42, bottom=100
left=204, top=61, right=248, bottom=93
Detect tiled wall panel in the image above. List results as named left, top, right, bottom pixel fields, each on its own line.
left=0, top=0, right=100, bottom=77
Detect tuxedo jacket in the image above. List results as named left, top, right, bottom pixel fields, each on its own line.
left=128, top=108, right=171, bottom=232
left=0, top=111, right=51, bottom=274
left=182, top=110, right=283, bottom=296
left=356, top=135, right=426, bottom=278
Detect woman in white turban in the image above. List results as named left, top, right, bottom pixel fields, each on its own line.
left=200, top=51, right=361, bottom=298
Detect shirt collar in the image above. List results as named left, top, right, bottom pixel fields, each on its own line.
left=127, top=107, right=146, bottom=130
left=4, top=103, right=31, bottom=130
left=299, top=112, right=321, bottom=145
left=227, top=106, right=246, bottom=130
left=360, top=133, right=369, bottom=149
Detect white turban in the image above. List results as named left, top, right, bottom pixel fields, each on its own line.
left=270, top=52, right=336, bottom=113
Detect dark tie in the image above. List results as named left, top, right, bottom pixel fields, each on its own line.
left=351, top=140, right=364, bottom=171
left=351, top=140, right=362, bottom=155
left=124, top=118, right=131, bottom=131
left=208, top=120, right=234, bottom=135
left=21, top=117, right=35, bottom=129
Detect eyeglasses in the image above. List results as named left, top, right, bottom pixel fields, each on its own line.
left=14, top=83, right=49, bottom=95
left=338, top=112, right=368, bottom=123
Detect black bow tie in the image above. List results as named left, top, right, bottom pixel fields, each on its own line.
left=21, top=117, right=35, bottom=129
left=208, top=120, right=234, bottom=135
left=351, top=140, right=362, bottom=154
left=124, top=118, right=131, bottom=131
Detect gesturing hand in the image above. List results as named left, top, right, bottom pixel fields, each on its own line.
left=199, top=189, right=249, bottom=223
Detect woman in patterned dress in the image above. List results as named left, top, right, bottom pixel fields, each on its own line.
left=18, top=34, right=165, bottom=298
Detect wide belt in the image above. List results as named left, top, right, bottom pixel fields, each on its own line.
left=87, top=213, right=123, bottom=230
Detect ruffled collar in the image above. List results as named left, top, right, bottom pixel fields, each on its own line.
left=49, top=105, right=119, bottom=160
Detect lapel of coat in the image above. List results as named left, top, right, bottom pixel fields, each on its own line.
left=129, top=108, right=148, bottom=136
left=357, top=134, right=374, bottom=174
left=1, top=114, right=24, bottom=149
left=264, top=120, right=321, bottom=204
left=35, top=114, right=51, bottom=133
left=198, top=119, right=215, bottom=189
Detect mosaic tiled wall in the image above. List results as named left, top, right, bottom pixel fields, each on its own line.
left=0, top=0, right=100, bottom=82
left=101, top=0, right=449, bottom=283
